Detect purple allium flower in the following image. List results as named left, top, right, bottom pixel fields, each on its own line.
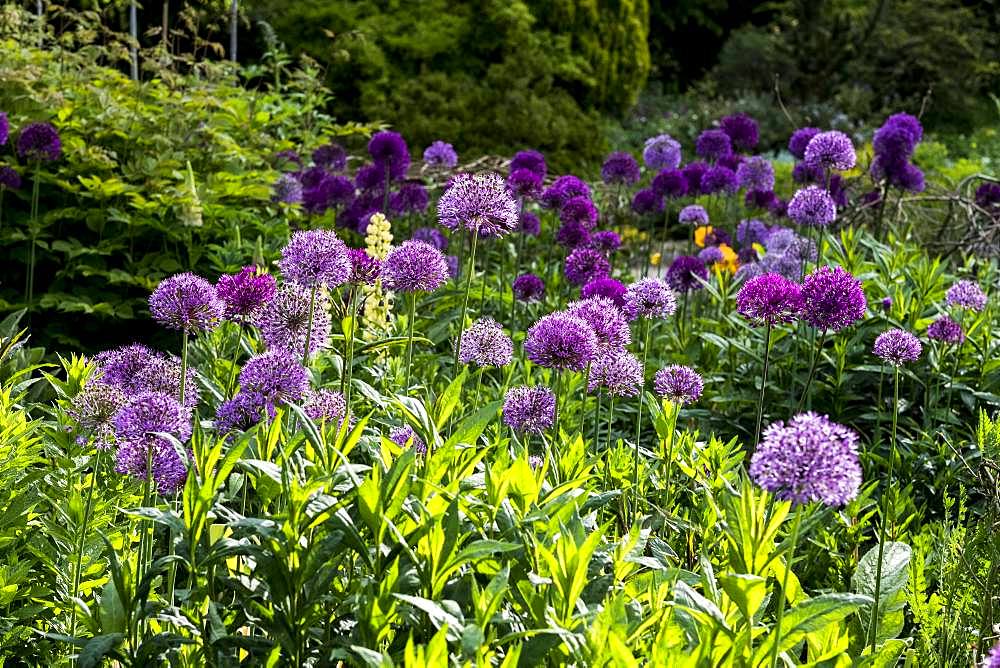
left=654, top=365, right=703, bottom=405
left=736, top=156, right=775, bottom=192
left=459, top=318, right=514, bottom=367
left=666, top=256, right=710, bottom=293
left=302, top=172, right=353, bottom=213
left=216, top=266, right=277, bottom=322
left=701, top=165, right=738, bottom=195
left=601, top=151, right=641, bottom=185
left=788, top=185, right=837, bottom=227
left=274, top=149, right=302, bottom=167
left=390, top=182, right=430, bottom=216
left=738, top=246, right=760, bottom=265
left=631, top=188, right=663, bottom=216
left=885, top=112, right=923, bottom=144
left=411, top=226, right=448, bottom=251
left=792, top=161, right=825, bottom=185
left=348, top=248, right=381, bottom=285
left=239, top=350, right=309, bottom=403
left=720, top=113, right=759, bottom=151
left=737, top=218, right=770, bottom=246
left=589, top=230, right=621, bottom=254
left=804, top=131, right=856, bottom=171
left=254, top=283, right=332, bottom=358
left=313, top=142, right=347, bottom=171
left=679, top=205, right=709, bottom=226
left=507, top=168, right=543, bottom=199
left=16, top=122, right=61, bottom=162
left=524, top=312, right=598, bottom=372
left=622, top=278, right=677, bottom=321
left=698, top=246, right=724, bottom=265
left=873, top=124, right=917, bottom=162
left=801, top=266, right=866, bottom=332
left=0, top=166, right=21, bottom=190
left=438, top=172, right=519, bottom=237
left=588, top=350, right=644, bottom=397
left=503, top=386, right=556, bottom=434
left=582, top=277, right=626, bottom=307
left=69, top=382, right=128, bottom=450
left=215, top=391, right=275, bottom=434
left=736, top=273, right=803, bottom=326
left=279, top=230, right=352, bottom=289
left=891, top=163, right=925, bottom=193
left=564, top=247, right=611, bottom=286
left=355, top=163, right=384, bottom=192
left=946, top=280, right=987, bottom=312
left=643, top=134, right=682, bottom=170
left=512, top=273, right=546, bottom=303
left=302, top=388, right=351, bottom=429
left=381, top=240, right=450, bottom=292
left=788, top=127, right=821, bottom=160
left=651, top=169, right=689, bottom=199
left=560, top=195, right=599, bottom=230
left=510, top=150, right=547, bottom=179
left=423, top=140, right=458, bottom=169
left=873, top=328, right=922, bottom=366
left=696, top=129, right=732, bottom=163
left=149, top=272, right=225, bottom=333
left=389, top=424, right=425, bottom=455
left=540, top=175, right=591, bottom=210
left=682, top=162, right=708, bottom=193
left=0, top=112, right=7, bottom=146
left=974, top=182, right=1000, bottom=214
left=556, top=220, right=591, bottom=249
left=520, top=211, right=541, bottom=236
left=445, top=255, right=460, bottom=280
left=750, top=412, right=862, bottom=506
left=927, top=315, right=964, bottom=344
left=745, top=188, right=777, bottom=210
left=272, top=173, right=304, bottom=204
left=718, top=153, right=743, bottom=171
left=881, top=296, right=893, bottom=312
left=93, top=344, right=199, bottom=407
left=113, top=391, right=193, bottom=494
left=981, top=641, right=1000, bottom=668
left=567, top=297, right=631, bottom=351
left=368, top=131, right=410, bottom=180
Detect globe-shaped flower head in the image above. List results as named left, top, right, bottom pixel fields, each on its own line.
left=804, top=131, right=856, bottom=171
left=93, top=344, right=199, bottom=407
left=272, top=174, right=303, bottom=204
left=981, top=641, right=1000, bottom=668
left=520, top=211, right=541, bottom=236
left=601, top=151, right=641, bottom=185
left=588, top=350, right=644, bottom=397
left=389, top=424, right=426, bottom=455
left=736, top=156, right=775, bottom=192
left=622, top=278, right=677, bottom=321
left=423, top=140, right=458, bottom=169
left=788, top=127, right=821, bottom=160
left=696, top=129, right=732, bottom=163
left=679, top=205, right=709, bottom=226
left=278, top=229, right=352, bottom=289
left=512, top=274, right=545, bottom=303
left=873, top=328, right=922, bottom=366
left=458, top=318, right=514, bottom=367
left=0, top=166, right=21, bottom=190
left=17, top=122, right=61, bottom=162
left=216, top=266, right=277, bottom=322
left=312, top=143, right=347, bottom=171
left=390, top=182, right=430, bottom=216
left=652, top=169, right=689, bottom=199
left=510, top=150, right=547, bottom=179
left=540, top=175, right=590, bottom=210
left=215, top=391, right=275, bottom=434
left=367, top=130, right=410, bottom=180
left=946, top=280, right=987, bottom=312
left=239, top=350, right=310, bottom=404
left=643, top=134, right=682, bottom=170
left=254, top=283, right=332, bottom=358
left=682, top=162, right=708, bottom=193
left=381, top=240, right=450, bottom=293
left=69, top=381, right=128, bottom=450
left=149, top=272, right=225, bottom=333
left=564, top=247, right=610, bottom=286
left=736, top=273, right=803, bottom=326
left=654, top=365, right=704, bottom=405
left=801, top=266, right=866, bottom=332
left=438, top=172, right=519, bottom=238
left=113, top=392, right=194, bottom=494
left=720, top=113, right=760, bottom=151
left=507, top=168, right=543, bottom=200
left=411, top=227, right=448, bottom=251
left=560, top=195, right=599, bottom=230
left=567, top=297, right=631, bottom=351
left=590, top=230, right=621, bottom=255
left=303, top=389, right=352, bottom=430
left=582, top=277, right=626, bottom=307
left=631, top=188, right=663, bottom=216
left=666, top=256, right=710, bottom=293
left=503, top=386, right=556, bottom=434
left=788, top=185, right=837, bottom=227
left=927, top=315, right=964, bottom=344
left=750, top=412, right=862, bottom=506
left=700, top=166, right=738, bottom=195
left=347, top=248, right=382, bottom=285
left=524, top=312, right=598, bottom=372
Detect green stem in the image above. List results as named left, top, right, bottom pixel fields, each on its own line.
left=302, top=284, right=317, bottom=367
left=26, top=162, right=41, bottom=312
left=552, top=370, right=563, bottom=439
left=770, top=508, right=803, bottom=668
left=868, top=366, right=900, bottom=650
left=795, top=331, right=827, bottom=414
left=180, top=329, right=189, bottom=407
left=579, top=362, right=591, bottom=436
left=343, top=287, right=359, bottom=409
left=633, top=320, right=652, bottom=522
left=69, top=449, right=103, bottom=645
left=753, top=324, right=773, bottom=450
left=664, top=401, right=680, bottom=509
left=453, top=228, right=479, bottom=374
left=225, top=323, right=242, bottom=397
left=405, top=292, right=416, bottom=390
left=606, top=396, right=616, bottom=452
left=593, top=388, right=603, bottom=447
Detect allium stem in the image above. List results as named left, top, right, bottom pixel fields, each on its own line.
left=795, top=330, right=827, bottom=414
left=225, top=323, right=243, bottom=397
left=606, top=396, right=616, bottom=452
left=579, top=361, right=591, bottom=436
left=404, top=292, right=416, bottom=390
left=453, top=228, right=479, bottom=375
left=593, top=388, right=603, bottom=447
left=770, top=507, right=803, bottom=668
left=868, top=366, right=900, bottom=650
left=753, top=324, right=773, bottom=450
left=302, top=285, right=317, bottom=367
left=69, top=449, right=103, bottom=645
left=26, top=162, right=41, bottom=314
left=663, top=401, right=680, bottom=509
left=552, top=370, right=563, bottom=439
left=179, top=329, right=189, bottom=407
left=633, top=320, right=652, bottom=523
left=343, top=288, right=360, bottom=410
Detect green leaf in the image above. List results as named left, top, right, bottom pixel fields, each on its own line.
left=754, top=593, right=872, bottom=666
left=78, top=633, right=125, bottom=668
left=444, top=400, right=501, bottom=448
left=434, top=367, right=468, bottom=430
left=718, top=572, right=767, bottom=623
left=851, top=542, right=911, bottom=643
left=855, top=638, right=910, bottom=668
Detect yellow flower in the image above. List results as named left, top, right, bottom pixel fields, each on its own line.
left=362, top=212, right=394, bottom=340
left=650, top=251, right=661, bottom=266
left=717, top=243, right=739, bottom=274
left=694, top=225, right=713, bottom=248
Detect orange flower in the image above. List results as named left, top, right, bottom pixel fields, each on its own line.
left=718, top=243, right=739, bottom=274
left=694, top=225, right=713, bottom=248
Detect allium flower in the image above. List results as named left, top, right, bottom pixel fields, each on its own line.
left=348, top=248, right=381, bottom=285
left=510, top=150, right=547, bottom=179
left=801, top=266, right=866, bottom=332
left=381, top=240, right=450, bottom=292
left=651, top=168, right=688, bottom=199
left=507, top=168, right=543, bottom=199
left=881, top=296, right=893, bottom=312
left=737, top=218, right=770, bottom=246
left=927, top=315, right=964, bottom=344
left=564, top=247, right=610, bottom=286
left=788, top=127, right=821, bottom=160
left=583, top=277, right=626, bottom=307
left=792, top=161, right=825, bottom=185
left=540, top=175, right=590, bottom=210
left=696, top=129, right=732, bottom=163
left=981, top=640, right=1000, bottom=668
left=216, top=266, right=277, bottom=321
left=700, top=166, right=738, bottom=195
left=885, top=112, right=923, bottom=144
left=367, top=130, right=410, bottom=180
left=588, top=350, right=643, bottom=397
left=737, top=273, right=803, bottom=326
left=503, top=386, right=556, bottom=434
left=93, top=344, right=199, bottom=407
left=520, top=211, right=541, bottom=236
left=215, top=391, right=275, bottom=434
left=524, top=312, right=598, bottom=371
left=643, top=134, right=682, bottom=170
left=149, top=272, right=225, bottom=333
left=567, top=297, right=631, bottom=351
left=279, top=229, right=352, bottom=289
left=303, top=172, right=354, bottom=214
left=873, top=124, right=917, bottom=162
left=666, top=256, right=710, bottom=293
left=631, top=188, right=663, bottom=216
left=423, top=140, right=458, bottom=169
left=622, top=278, right=677, bottom=321
left=272, top=173, right=303, bottom=204
left=16, top=122, right=61, bottom=162
left=590, top=230, right=621, bottom=254
left=736, top=156, right=775, bottom=192
left=303, top=389, right=351, bottom=429
left=255, top=283, right=333, bottom=358
left=0, top=166, right=21, bottom=190
left=788, top=185, right=837, bottom=227
left=389, top=424, right=425, bottom=455
left=313, top=143, right=347, bottom=171
left=512, top=274, right=545, bottom=303
left=679, top=205, right=709, bottom=226
left=556, top=221, right=591, bottom=249
left=0, top=112, right=7, bottom=146
left=745, top=189, right=778, bottom=211
left=239, top=351, right=309, bottom=403
left=720, top=113, right=760, bottom=151
left=458, top=318, right=514, bottom=367
left=946, top=280, right=987, bottom=312
left=69, top=382, right=128, bottom=449
left=601, top=151, right=641, bottom=185
left=873, top=328, right=922, bottom=366
left=804, top=131, right=856, bottom=171
left=750, top=412, right=862, bottom=506
left=390, top=182, right=429, bottom=216
left=654, top=365, right=703, bottom=405
left=682, top=161, right=708, bottom=193
left=113, top=392, right=193, bottom=494
left=445, top=255, right=459, bottom=279
left=560, top=195, right=599, bottom=230
left=438, top=172, right=519, bottom=237
left=698, top=246, right=724, bottom=265
left=355, top=163, right=384, bottom=191
left=411, top=226, right=448, bottom=251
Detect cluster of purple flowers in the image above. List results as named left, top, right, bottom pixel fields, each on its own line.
left=438, top=172, right=519, bottom=237
left=503, top=386, right=556, bottom=434
left=654, top=365, right=703, bottom=405
left=872, top=328, right=922, bottom=366
left=458, top=318, right=514, bottom=368
left=871, top=113, right=925, bottom=193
